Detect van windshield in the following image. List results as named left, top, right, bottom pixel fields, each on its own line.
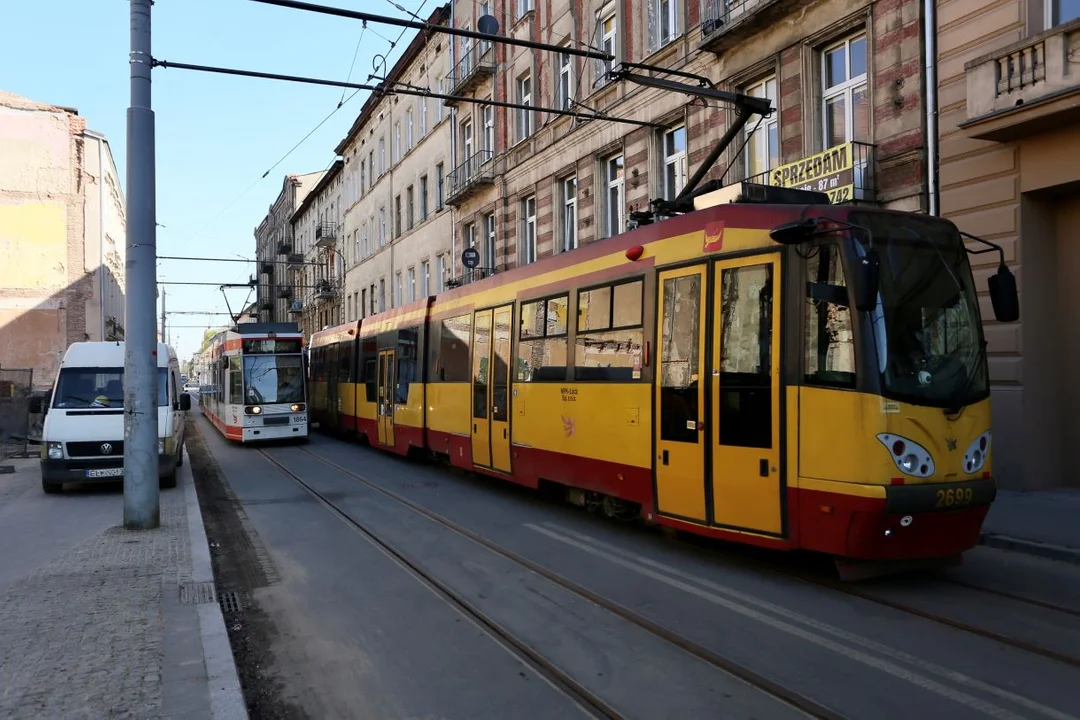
left=52, top=367, right=169, bottom=409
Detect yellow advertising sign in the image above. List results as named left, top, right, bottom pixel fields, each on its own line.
left=768, top=142, right=857, bottom=204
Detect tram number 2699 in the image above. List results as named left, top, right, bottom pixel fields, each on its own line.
left=935, top=487, right=974, bottom=509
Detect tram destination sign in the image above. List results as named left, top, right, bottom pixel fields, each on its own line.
left=769, top=142, right=858, bottom=204
left=242, top=338, right=303, bottom=354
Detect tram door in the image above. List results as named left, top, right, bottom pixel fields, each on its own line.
left=327, top=344, right=340, bottom=431
left=376, top=349, right=395, bottom=447
left=711, top=255, right=782, bottom=534
left=470, top=306, right=514, bottom=472
left=654, top=266, right=708, bottom=521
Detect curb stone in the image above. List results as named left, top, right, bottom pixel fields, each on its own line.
left=183, top=449, right=250, bottom=719
left=979, top=532, right=1080, bottom=566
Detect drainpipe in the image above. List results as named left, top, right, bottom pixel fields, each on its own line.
left=84, top=130, right=109, bottom=340
left=924, top=0, right=940, bottom=215
left=449, top=2, right=458, bottom=286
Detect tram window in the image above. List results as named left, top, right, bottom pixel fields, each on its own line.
left=576, top=279, right=644, bottom=381
left=361, top=338, right=378, bottom=402
left=229, top=357, right=243, bottom=403
left=337, top=342, right=354, bottom=384
left=805, top=244, right=855, bottom=388
left=435, top=314, right=471, bottom=382
left=396, top=327, right=419, bottom=403
left=472, top=313, right=491, bottom=419
left=517, top=294, right=569, bottom=382
left=718, top=264, right=773, bottom=450
left=659, top=275, right=701, bottom=443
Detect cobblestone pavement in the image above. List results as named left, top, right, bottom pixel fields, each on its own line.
left=0, top=462, right=193, bottom=719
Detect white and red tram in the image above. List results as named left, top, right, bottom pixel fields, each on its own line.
left=198, top=323, right=309, bottom=443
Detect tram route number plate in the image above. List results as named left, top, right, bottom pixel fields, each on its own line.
left=86, top=467, right=124, bottom=478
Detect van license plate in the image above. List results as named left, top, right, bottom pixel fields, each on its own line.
left=86, top=467, right=124, bottom=478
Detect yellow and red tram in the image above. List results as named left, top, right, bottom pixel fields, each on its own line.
left=307, top=186, right=1018, bottom=567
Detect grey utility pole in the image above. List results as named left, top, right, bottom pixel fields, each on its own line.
left=124, top=0, right=160, bottom=530
left=161, top=290, right=167, bottom=345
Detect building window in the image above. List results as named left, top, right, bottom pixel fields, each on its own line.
left=360, top=160, right=366, bottom=198
left=521, top=195, right=537, bottom=265
left=663, top=126, right=687, bottom=201
left=419, top=96, right=428, bottom=136
left=395, top=272, right=403, bottom=307
left=406, top=108, right=414, bottom=151
left=361, top=288, right=367, bottom=318
left=407, top=185, right=415, bottom=230
left=561, top=176, right=577, bottom=252
left=379, top=208, right=387, bottom=246
left=437, top=254, right=446, bottom=292
left=483, top=102, right=495, bottom=155
left=352, top=229, right=359, bottom=263
left=378, top=138, right=386, bottom=175
left=379, top=278, right=386, bottom=312
left=517, top=73, right=533, bottom=141
left=436, top=163, right=445, bottom=209
left=360, top=223, right=367, bottom=259
left=1047, top=0, right=1080, bottom=28
left=407, top=267, right=416, bottom=303
left=596, top=10, right=616, bottom=86
left=370, top=283, right=376, bottom=314
left=744, top=77, right=779, bottom=179
left=649, top=0, right=678, bottom=52
left=516, top=0, right=534, bottom=19
left=462, top=118, right=474, bottom=163
left=484, top=212, right=496, bottom=269
left=420, top=175, right=429, bottom=220
left=422, top=260, right=430, bottom=296
left=605, top=153, right=624, bottom=238
left=394, top=195, right=402, bottom=238
left=822, top=33, right=869, bottom=148
left=558, top=49, right=574, bottom=111
left=393, top=122, right=401, bottom=163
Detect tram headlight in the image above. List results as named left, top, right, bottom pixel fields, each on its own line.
left=291, top=403, right=305, bottom=412
left=963, top=431, right=991, bottom=474
left=875, top=433, right=935, bottom=478
left=245, top=405, right=262, bottom=415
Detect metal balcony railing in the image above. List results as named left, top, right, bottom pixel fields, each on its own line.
left=276, top=241, right=293, bottom=255
left=288, top=300, right=303, bottom=314
left=744, top=141, right=877, bottom=205
left=446, top=267, right=496, bottom=289
left=312, top=279, right=339, bottom=302
left=446, top=150, right=495, bottom=206
left=286, top=253, right=304, bottom=270
left=442, top=42, right=496, bottom=104
left=315, top=221, right=337, bottom=248
left=700, top=0, right=798, bottom=53
left=277, top=286, right=294, bottom=299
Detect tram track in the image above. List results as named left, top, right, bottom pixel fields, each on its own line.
left=259, top=444, right=845, bottom=720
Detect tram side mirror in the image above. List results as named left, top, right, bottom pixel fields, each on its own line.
left=768, top=219, right=817, bottom=245
left=179, top=394, right=192, bottom=412
left=854, top=248, right=880, bottom=313
left=988, top=264, right=1020, bottom=322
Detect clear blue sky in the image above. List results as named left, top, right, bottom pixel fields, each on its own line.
left=2, top=0, right=434, bottom=363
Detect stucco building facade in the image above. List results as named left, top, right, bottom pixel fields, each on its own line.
left=254, top=170, right=325, bottom=324
left=337, top=5, right=456, bottom=318
left=0, top=91, right=126, bottom=390
left=289, top=159, right=345, bottom=338
left=937, top=2, right=1080, bottom=490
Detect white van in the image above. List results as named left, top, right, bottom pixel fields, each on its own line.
left=35, top=341, right=191, bottom=494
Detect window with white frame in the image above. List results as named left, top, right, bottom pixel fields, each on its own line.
left=407, top=267, right=416, bottom=303
left=369, top=150, right=375, bottom=186
left=407, top=185, right=415, bottom=230
left=479, top=2, right=493, bottom=53
left=483, top=102, right=494, bottom=155
left=360, top=160, right=366, bottom=197
left=420, top=175, right=429, bottom=219
left=360, top=222, right=367, bottom=258
left=521, top=196, right=537, bottom=265
left=649, top=0, right=679, bottom=52
left=744, top=76, right=779, bottom=179
left=460, top=24, right=473, bottom=76
left=558, top=49, right=573, bottom=110
left=353, top=229, right=359, bottom=263
left=419, top=95, right=427, bottom=136
left=484, top=213, right=496, bottom=269
left=422, top=260, right=430, bottom=296
left=822, top=33, right=869, bottom=149
left=378, top=138, right=386, bottom=174
left=595, top=10, right=617, bottom=86
left=393, top=122, right=401, bottom=163
left=395, top=272, right=403, bottom=307
left=436, top=163, right=445, bottom=209
left=517, top=0, right=534, bottom=19
left=379, top=208, right=387, bottom=246
left=561, top=176, right=577, bottom=252
left=465, top=222, right=476, bottom=255
left=1047, top=0, right=1080, bottom=28
left=462, top=118, right=474, bottom=165
left=406, top=108, right=414, bottom=151
left=517, top=73, right=533, bottom=141
left=437, top=255, right=446, bottom=292
left=604, top=153, right=624, bottom=238
left=379, top=278, right=386, bottom=312
left=369, top=215, right=375, bottom=254
left=663, top=126, right=687, bottom=201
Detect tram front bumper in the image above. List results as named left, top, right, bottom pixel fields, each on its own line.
left=240, top=422, right=308, bottom=442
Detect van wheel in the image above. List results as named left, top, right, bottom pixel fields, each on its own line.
left=160, top=471, right=177, bottom=490
left=42, top=480, right=62, bottom=494
left=176, top=443, right=184, bottom=467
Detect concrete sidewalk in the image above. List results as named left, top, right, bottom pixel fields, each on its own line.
left=0, top=453, right=247, bottom=719
left=981, top=488, right=1080, bottom=565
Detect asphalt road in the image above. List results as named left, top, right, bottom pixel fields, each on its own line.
left=194, top=410, right=1080, bottom=720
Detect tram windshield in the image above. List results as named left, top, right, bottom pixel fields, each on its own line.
left=851, top=212, right=987, bottom=410
left=242, top=354, right=305, bottom=405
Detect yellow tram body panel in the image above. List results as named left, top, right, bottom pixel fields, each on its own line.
left=426, top=383, right=470, bottom=437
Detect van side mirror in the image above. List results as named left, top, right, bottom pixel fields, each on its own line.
left=988, top=264, right=1019, bottom=322
left=179, top=393, right=192, bottom=412
left=854, top=248, right=880, bottom=312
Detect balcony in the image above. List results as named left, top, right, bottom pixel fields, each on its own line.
left=700, top=0, right=804, bottom=54
left=315, top=221, right=337, bottom=248
left=288, top=300, right=303, bottom=314
left=446, top=267, right=496, bottom=289
left=744, top=141, right=877, bottom=204
left=960, top=20, right=1080, bottom=142
left=259, top=300, right=274, bottom=311
left=446, top=151, right=495, bottom=207
left=313, top=279, right=338, bottom=302
left=276, top=240, right=292, bottom=255
left=442, top=42, right=496, bottom=105
left=260, top=261, right=274, bottom=275
left=277, top=287, right=293, bottom=299
left=286, top=253, right=305, bottom=271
